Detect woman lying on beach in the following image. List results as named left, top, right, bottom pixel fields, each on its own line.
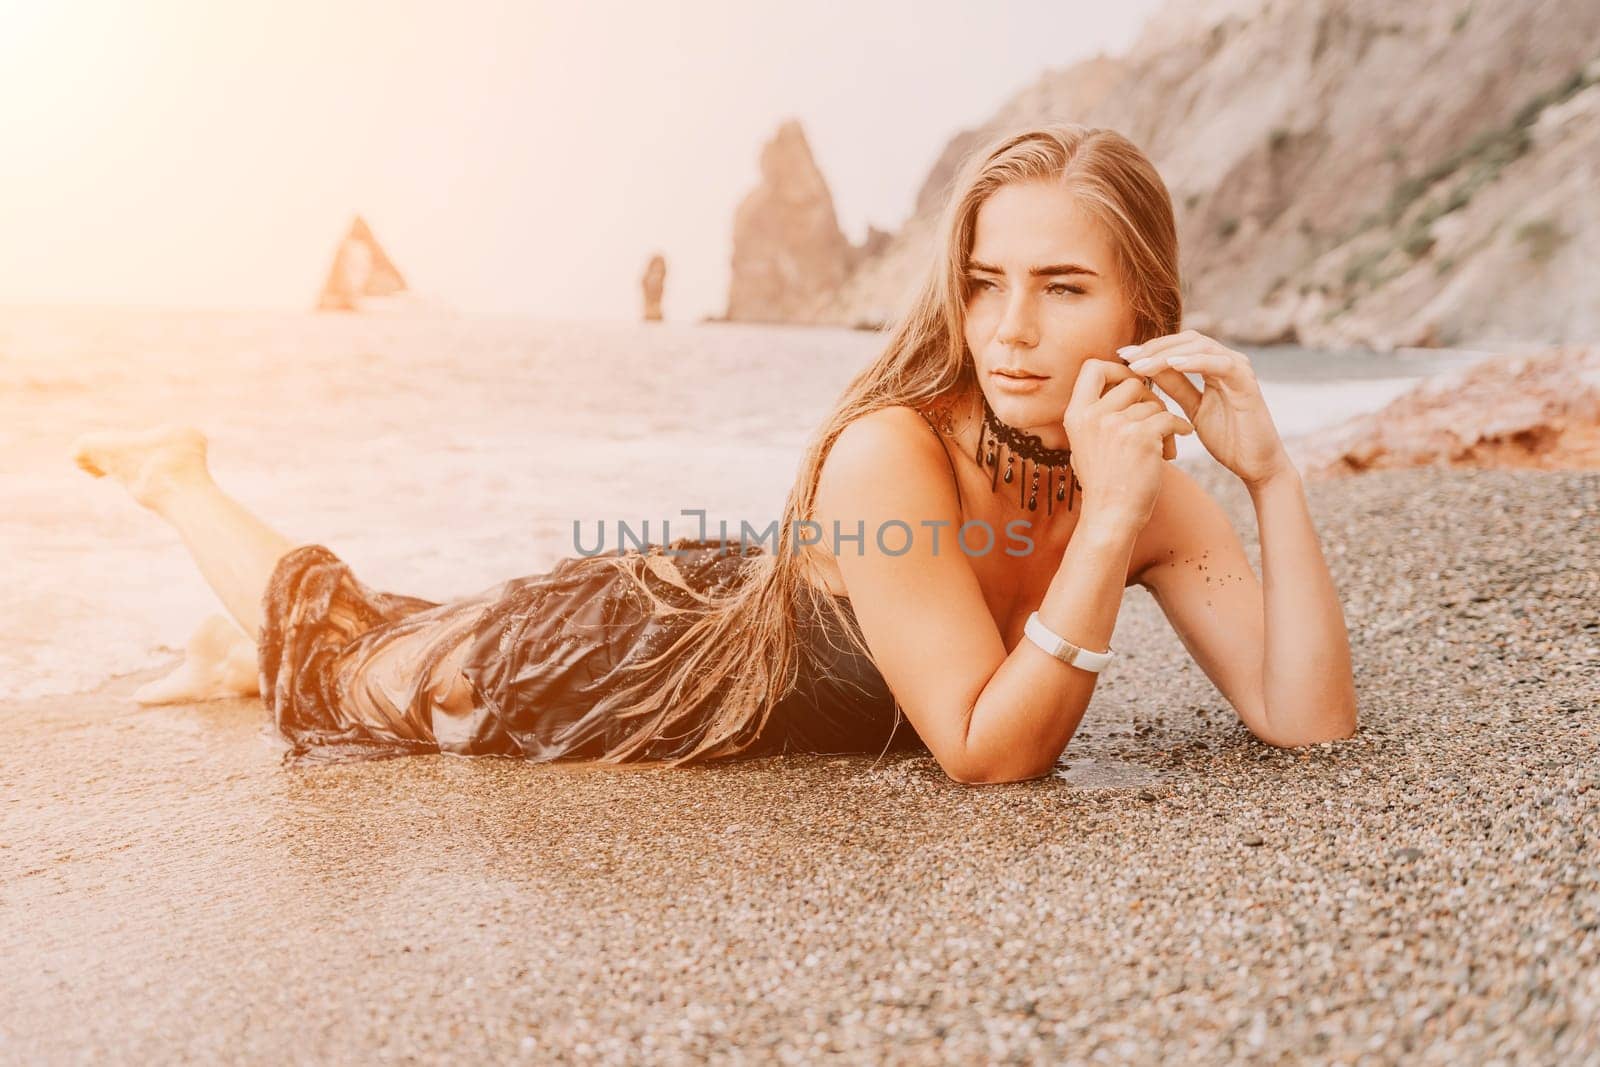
left=72, top=123, right=1358, bottom=783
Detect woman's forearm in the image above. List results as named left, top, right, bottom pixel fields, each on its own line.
left=962, top=510, right=1140, bottom=783
left=1250, top=468, right=1359, bottom=744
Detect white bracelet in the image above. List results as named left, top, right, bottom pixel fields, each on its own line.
left=1023, top=611, right=1115, bottom=673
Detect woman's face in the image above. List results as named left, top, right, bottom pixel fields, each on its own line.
left=961, top=181, right=1137, bottom=448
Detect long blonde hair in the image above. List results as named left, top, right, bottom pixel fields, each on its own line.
left=576, top=122, right=1182, bottom=766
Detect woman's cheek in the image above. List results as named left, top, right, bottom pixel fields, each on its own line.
left=960, top=310, right=985, bottom=348
left=1065, top=301, right=1122, bottom=347
left=963, top=305, right=995, bottom=345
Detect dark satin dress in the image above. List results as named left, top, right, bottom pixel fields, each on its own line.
left=256, top=537, right=928, bottom=766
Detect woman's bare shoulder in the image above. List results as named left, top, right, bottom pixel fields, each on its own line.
left=829, top=404, right=945, bottom=457
left=835, top=402, right=936, bottom=433
left=820, top=405, right=952, bottom=498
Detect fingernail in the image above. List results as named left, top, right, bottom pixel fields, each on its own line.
left=1167, top=356, right=1189, bottom=368
left=1116, top=345, right=1142, bottom=360
left=1128, top=358, right=1155, bottom=372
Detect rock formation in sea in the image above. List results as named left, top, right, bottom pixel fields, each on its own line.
left=751, top=0, right=1600, bottom=350
left=1289, top=347, right=1600, bottom=477
left=642, top=253, right=667, bottom=322
left=725, top=120, right=887, bottom=324
left=315, top=215, right=411, bottom=312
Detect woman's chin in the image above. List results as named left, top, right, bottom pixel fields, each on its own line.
left=985, top=389, right=1068, bottom=440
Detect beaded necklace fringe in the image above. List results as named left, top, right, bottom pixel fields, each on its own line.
left=974, top=394, right=1082, bottom=516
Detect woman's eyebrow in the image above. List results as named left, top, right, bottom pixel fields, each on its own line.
left=965, top=259, right=1100, bottom=278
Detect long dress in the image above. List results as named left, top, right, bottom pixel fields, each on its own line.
left=256, top=537, right=928, bottom=767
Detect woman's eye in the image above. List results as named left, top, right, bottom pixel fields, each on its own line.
left=966, top=278, right=1083, bottom=296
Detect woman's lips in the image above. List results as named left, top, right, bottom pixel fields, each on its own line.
left=991, top=370, right=1047, bottom=390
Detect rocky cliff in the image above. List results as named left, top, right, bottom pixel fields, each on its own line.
left=770, top=0, right=1600, bottom=350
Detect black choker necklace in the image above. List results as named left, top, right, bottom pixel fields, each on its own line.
left=976, top=394, right=1081, bottom=515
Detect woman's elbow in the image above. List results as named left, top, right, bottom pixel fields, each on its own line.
left=941, top=756, right=999, bottom=785
left=1255, top=702, right=1360, bottom=748
left=943, top=754, right=1057, bottom=786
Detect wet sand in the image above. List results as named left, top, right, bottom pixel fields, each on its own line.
left=3, top=460, right=1597, bottom=1062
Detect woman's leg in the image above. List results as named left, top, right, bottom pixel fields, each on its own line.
left=71, top=425, right=297, bottom=642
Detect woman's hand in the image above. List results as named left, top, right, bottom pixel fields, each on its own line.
left=1064, top=358, right=1195, bottom=531
left=1119, top=331, right=1294, bottom=488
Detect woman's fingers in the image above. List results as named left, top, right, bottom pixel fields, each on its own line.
left=1142, top=365, right=1203, bottom=417
left=1122, top=331, right=1259, bottom=417
left=1156, top=411, right=1196, bottom=436
left=1120, top=329, right=1220, bottom=363
left=1107, top=381, right=1179, bottom=457
left=1070, top=361, right=1188, bottom=465
left=1116, top=347, right=1202, bottom=419
left=1126, top=333, right=1255, bottom=389
left=1129, top=408, right=1193, bottom=434
left=1076, top=358, right=1158, bottom=404
left=1066, top=358, right=1115, bottom=416
left=1132, top=350, right=1241, bottom=381
left=1099, top=377, right=1149, bottom=409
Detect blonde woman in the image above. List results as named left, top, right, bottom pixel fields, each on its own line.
left=72, top=124, right=1358, bottom=783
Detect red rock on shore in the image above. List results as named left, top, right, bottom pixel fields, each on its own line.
left=1290, top=347, right=1600, bottom=479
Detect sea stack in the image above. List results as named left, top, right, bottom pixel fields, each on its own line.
left=316, top=215, right=410, bottom=312
left=641, top=253, right=667, bottom=322
left=724, top=120, right=856, bottom=323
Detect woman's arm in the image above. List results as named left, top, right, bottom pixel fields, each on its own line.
left=961, top=508, right=1140, bottom=783
left=1135, top=462, right=1358, bottom=748
left=1123, top=331, right=1359, bottom=747
left=1249, top=467, right=1359, bottom=743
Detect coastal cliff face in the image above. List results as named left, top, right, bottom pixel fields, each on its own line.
left=765, top=0, right=1600, bottom=350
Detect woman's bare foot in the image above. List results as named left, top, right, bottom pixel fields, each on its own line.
left=70, top=424, right=210, bottom=509
left=132, top=613, right=260, bottom=705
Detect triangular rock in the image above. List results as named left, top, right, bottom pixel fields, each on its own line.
left=316, top=215, right=410, bottom=312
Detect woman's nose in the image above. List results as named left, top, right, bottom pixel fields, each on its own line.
left=996, top=292, right=1038, bottom=347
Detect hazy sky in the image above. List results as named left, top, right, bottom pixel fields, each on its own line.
left=0, top=0, right=1163, bottom=321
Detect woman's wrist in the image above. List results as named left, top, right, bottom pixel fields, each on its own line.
left=1241, top=450, right=1299, bottom=493
left=1245, top=463, right=1303, bottom=499
left=1078, top=504, right=1146, bottom=545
